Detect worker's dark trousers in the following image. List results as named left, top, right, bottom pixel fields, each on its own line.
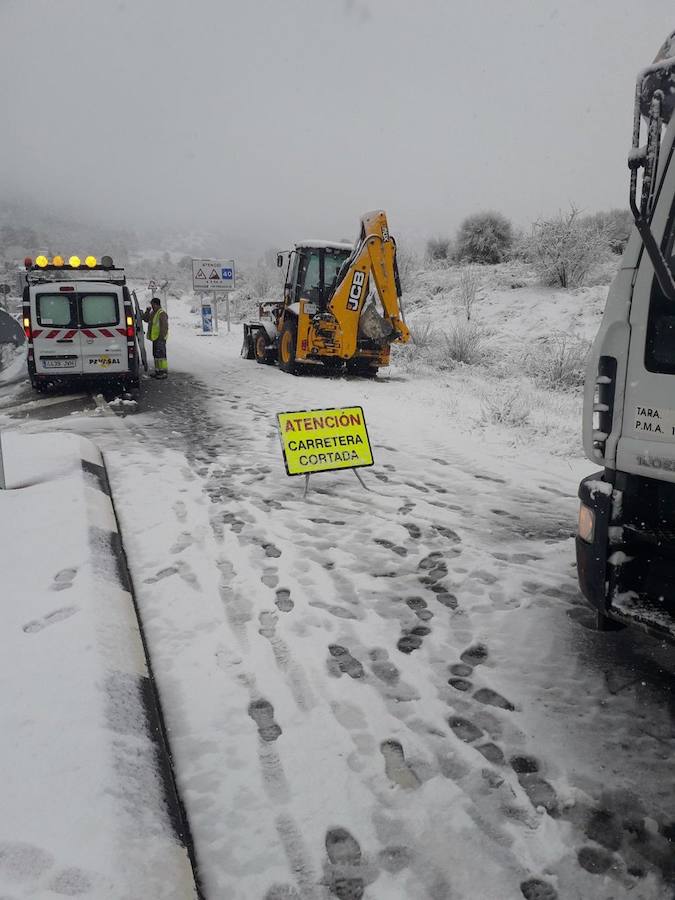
left=153, top=339, right=168, bottom=377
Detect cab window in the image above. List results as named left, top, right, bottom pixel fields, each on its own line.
left=81, top=294, right=119, bottom=327
left=325, top=249, right=351, bottom=296
left=298, top=251, right=321, bottom=302
left=36, top=293, right=75, bottom=327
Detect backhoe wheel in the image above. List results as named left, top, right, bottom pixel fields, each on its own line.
left=278, top=319, right=298, bottom=374
left=254, top=330, right=275, bottom=365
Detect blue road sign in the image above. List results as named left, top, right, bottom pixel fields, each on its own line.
left=201, top=304, right=213, bottom=334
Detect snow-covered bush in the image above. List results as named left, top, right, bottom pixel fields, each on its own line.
left=444, top=318, right=486, bottom=364
left=396, top=243, right=420, bottom=292
left=408, top=320, right=434, bottom=348
left=583, top=209, right=632, bottom=255
left=455, top=212, right=513, bottom=264
left=425, top=236, right=452, bottom=264
left=455, top=266, right=482, bottom=321
left=481, top=388, right=531, bottom=427
left=523, top=333, right=590, bottom=390
left=527, top=208, right=609, bottom=288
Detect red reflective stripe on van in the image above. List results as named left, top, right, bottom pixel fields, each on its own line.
left=82, top=329, right=96, bottom=339
left=32, top=329, right=43, bottom=338
left=45, top=330, right=59, bottom=339
left=116, top=328, right=127, bottom=336
left=99, top=328, right=114, bottom=337
left=64, top=330, right=77, bottom=339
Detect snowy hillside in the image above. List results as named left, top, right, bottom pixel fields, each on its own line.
left=385, top=259, right=613, bottom=460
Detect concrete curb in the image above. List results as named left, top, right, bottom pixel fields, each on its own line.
left=80, top=444, right=204, bottom=900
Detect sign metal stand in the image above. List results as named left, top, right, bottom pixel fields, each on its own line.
left=303, top=468, right=370, bottom=499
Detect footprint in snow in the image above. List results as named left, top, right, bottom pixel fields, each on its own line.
left=405, top=596, right=434, bottom=622
left=448, top=644, right=514, bottom=709
left=448, top=716, right=483, bottom=743
left=248, top=698, right=282, bottom=742
left=377, top=845, right=414, bottom=874
left=460, top=643, right=489, bottom=666
left=510, top=756, right=559, bottom=816
left=275, top=588, right=294, bottom=612
left=324, top=828, right=365, bottom=900
left=520, top=878, right=559, bottom=900
left=23, top=606, right=78, bottom=634
left=169, top=532, right=193, bottom=554
left=327, top=645, right=364, bottom=679
left=380, top=740, right=421, bottom=790
left=368, top=648, right=400, bottom=684
left=263, top=543, right=282, bottom=558
left=402, top=522, right=421, bottom=539
left=397, top=625, right=431, bottom=655
left=51, top=567, right=78, bottom=591
left=264, top=886, right=301, bottom=900
left=261, top=568, right=279, bottom=588
left=374, top=539, right=407, bottom=557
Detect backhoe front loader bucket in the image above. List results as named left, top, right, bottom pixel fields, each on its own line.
left=241, top=323, right=255, bottom=359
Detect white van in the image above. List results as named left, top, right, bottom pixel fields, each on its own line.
left=21, top=257, right=146, bottom=391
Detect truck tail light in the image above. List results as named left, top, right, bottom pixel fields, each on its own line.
left=126, top=316, right=134, bottom=338
left=578, top=503, right=596, bottom=543
left=23, top=317, right=32, bottom=340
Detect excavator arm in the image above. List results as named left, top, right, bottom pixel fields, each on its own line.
left=326, top=210, right=410, bottom=359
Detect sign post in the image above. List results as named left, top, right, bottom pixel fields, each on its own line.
left=276, top=405, right=374, bottom=496
left=192, top=259, right=234, bottom=337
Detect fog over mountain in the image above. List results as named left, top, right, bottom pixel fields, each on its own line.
left=1, top=0, right=674, bottom=254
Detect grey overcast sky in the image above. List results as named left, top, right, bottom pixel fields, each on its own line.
left=1, top=0, right=674, bottom=249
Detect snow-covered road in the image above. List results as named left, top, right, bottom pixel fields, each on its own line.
left=3, top=307, right=675, bottom=900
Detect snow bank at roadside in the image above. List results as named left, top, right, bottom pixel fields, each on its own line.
left=0, top=432, right=197, bottom=899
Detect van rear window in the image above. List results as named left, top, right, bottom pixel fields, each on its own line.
left=36, top=294, right=75, bottom=327
left=81, top=294, right=118, bottom=326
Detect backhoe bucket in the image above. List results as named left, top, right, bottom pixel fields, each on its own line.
left=358, top=300, right=395, bottom=345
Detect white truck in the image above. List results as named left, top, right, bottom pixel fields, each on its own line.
left=577, top=32, right=675, bottom=640
left=20, top=255, right=147, bottom=392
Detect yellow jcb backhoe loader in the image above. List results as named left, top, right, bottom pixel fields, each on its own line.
left=241, top=210, right=410, bottom=376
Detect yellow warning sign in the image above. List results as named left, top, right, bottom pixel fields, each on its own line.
left=277, top=406, right=374, bottom=476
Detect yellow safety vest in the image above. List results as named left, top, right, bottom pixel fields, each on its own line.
left=149, top=308, right=168, bottom=342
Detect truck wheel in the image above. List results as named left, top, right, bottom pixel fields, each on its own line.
left=279, top=319, right=298, bottom=374
left=255, top=330, right=275, bottom=365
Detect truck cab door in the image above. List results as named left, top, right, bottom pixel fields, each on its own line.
left=31, top=286, right=82, bottom=375
left=617, top=140, right=675, bottom=483
left=78, top=285, right=128, bottom=375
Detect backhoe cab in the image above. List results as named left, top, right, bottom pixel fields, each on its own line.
left=576, top=31, right=675, bottom=640
left=242, top=210, right=410, bottom=376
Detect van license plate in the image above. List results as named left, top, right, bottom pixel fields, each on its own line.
left=43, top=359, right=76, bottom=369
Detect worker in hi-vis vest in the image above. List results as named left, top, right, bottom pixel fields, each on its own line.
left=142, top=297, right=169, bottom=379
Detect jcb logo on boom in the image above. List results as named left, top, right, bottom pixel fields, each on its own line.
left=347, top=271, right=365, bottom=311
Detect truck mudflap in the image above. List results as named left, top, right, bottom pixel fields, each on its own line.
left=578, top=470, right=675, bottom=640
left=576, top=470, right=613, bottom=612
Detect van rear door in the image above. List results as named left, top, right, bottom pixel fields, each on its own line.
left=31, top=286, right=82, bottom=375
left=78, top=284, right=128, bottom=375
